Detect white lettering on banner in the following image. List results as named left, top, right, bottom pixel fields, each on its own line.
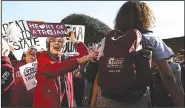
left=32, top=29, right=67, bottom=35
left=2, top=20, right=85, bottom=59
left=19, top=62, right=38, bottom=90
left=2, top=20, right=46, bottom=60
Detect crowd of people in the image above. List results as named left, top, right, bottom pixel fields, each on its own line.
left=1, top=1, right=184, bottom=108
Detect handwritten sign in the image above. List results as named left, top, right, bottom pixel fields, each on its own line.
left=2, top=20, right=85, bottom=60
left=63, top=24, right=85, bottom=56
left=26, top=21, right=68, bottom=37
left=2, top=20, right=46, bottom=60
left=19, top=62, right=38, bottom=90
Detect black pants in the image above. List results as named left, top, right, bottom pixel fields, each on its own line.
left=2, top=90, right=12, bottom=107
left=60, top=79, right=68, bottom=107
left=83, top=80, right=94, bottom=106
left=61, top=93, right=68, bottom=107
left=74, top=78, right=85, bottom=107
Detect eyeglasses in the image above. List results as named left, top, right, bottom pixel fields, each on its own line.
left=27, top=50, right=36, bottom=56
left=29, top=48, right=38, bottom=52
left=49, top=39, right=64, bottom=44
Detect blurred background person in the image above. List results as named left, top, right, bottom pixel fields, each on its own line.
left=1, top=38, right=15, bottom=107
left=2, top=23, right=22, bottom=107
left=61, top=13, right=111, bottom=107
left=168, top=56, right=184, bottom=106
left=176, top=49, right=185, bottom=94
left=73, top=66, right=85, bottom=107
left=150, top=51, right=184, bottom=107
left=11, top=45, right=39, bottom=107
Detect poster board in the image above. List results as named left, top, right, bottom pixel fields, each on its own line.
left=19, top=62, right=38, bottom=90
left=2, top=20, right=85, bottom=60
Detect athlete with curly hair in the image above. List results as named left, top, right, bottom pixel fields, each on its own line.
left=91, top=1, right=184, bottom=107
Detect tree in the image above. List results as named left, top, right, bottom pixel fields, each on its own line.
left=61, top=14, right=112, bottom=45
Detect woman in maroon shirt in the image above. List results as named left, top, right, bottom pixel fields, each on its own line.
left=11, top=45, right=38, bottom=107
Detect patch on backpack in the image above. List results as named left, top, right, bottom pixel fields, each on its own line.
left=107, top=57, right=124, bottom=72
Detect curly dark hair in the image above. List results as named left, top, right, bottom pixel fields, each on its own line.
left=61, top=14, right=111, bottom=45
left=114, top=1, right=155, bottom=33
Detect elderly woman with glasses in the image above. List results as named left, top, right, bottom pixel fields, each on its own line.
left=33, top=32, right=97, bottom=108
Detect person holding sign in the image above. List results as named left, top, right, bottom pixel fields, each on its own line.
left=33, top=31, right=97, bottom=108
left=1, top=39, right=15, bottom=107
left=11, top=45, right=39, bottom=107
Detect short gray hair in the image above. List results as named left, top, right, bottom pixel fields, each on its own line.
left=46, top=37, right=66, bottom=43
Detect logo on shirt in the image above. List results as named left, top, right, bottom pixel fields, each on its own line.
left=111, top=36, right=123, bottom=41
left=1, top=71, right=11, bottom=85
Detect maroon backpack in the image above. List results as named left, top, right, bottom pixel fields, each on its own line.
left=97, top=29, right=153, bottom=95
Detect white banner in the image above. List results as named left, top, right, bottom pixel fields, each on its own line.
left=63, top=24, right=85, bottom=57
left=2, top=20, right=85, bottom=60
left=19, top=62, right=38, bottom=90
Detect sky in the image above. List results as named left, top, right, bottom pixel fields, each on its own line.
left=2, top=1, right=184, bottom=39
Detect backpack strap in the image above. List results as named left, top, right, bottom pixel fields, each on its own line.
left=141, top=35, right=147, bottom=49
left=141, top=31, right=153, bottom=49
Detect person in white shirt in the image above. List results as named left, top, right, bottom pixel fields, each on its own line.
left=168, top=56, right=184, bottom=105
